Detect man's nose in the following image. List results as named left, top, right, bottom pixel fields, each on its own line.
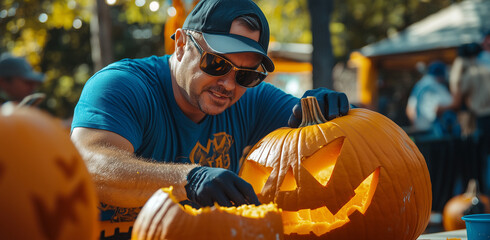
left=218, top=70, right=238, bottom=90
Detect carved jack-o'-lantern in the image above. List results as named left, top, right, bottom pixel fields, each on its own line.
left=132, top=187, right=284, bottom=240
left=239, top=97, right=432, bottom=239
left=0, top=104, right=98, bottom=240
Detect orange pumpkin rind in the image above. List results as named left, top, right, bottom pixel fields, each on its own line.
left=132, top=187, right=284, bottom=240
left=0, top=104, right=99, bottom=240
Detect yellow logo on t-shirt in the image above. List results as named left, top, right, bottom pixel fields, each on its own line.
left=189, top=132, right=234, bottom=169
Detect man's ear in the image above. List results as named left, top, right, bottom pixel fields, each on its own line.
left=174, top=29, right=186, bottom=61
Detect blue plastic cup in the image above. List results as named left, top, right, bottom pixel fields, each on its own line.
left=462, top=214, right=490, bottom=240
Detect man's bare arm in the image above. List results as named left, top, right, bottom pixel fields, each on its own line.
left=70, top=127, right=198, bottom=207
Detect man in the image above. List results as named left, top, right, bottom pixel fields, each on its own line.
left=406, top=61, right=453, bottom=134
left=70, top=0, right=349, bottom=220
left=0, top=54, right=44, bottom=104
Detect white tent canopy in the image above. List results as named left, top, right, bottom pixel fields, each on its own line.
left=360, top=0, right=490, bottom=57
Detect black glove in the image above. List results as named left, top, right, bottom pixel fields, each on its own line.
left=185, top=166, right=260, bottom=207
left=288, top=88, right=350, bottom=128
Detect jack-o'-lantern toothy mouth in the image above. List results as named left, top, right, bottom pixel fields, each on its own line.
left=281, top=167, right=379, bottom=236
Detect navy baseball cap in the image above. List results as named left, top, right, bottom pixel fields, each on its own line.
left=0, top=55, right=44, bottom=82
left=177, top=0, right=274, bottom=72
left=427, top=61, right=446, bottom=78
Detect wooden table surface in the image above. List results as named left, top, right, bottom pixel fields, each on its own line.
left=417, top=229, right=467, bottom=240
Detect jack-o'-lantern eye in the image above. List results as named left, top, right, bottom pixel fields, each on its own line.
left=279, top=167, right=297, bottom=191
left=239, top=159, right=272, bottom=194
left=302, top=137, right=344, bottom=187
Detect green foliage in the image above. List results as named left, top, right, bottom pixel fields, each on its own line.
left=257, top=0, right=311, bottom=43
left=1, top=0, right=93, bottom=118
left=1, top=0, right=169, bottom=118
left=38, top=26, right=93, bottom=118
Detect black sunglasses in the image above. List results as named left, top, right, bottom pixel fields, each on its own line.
left=186, top=33, right=268, bottom=88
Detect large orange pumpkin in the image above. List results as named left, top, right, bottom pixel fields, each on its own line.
left=132, top=187, right=284, bottom=240
left=239, top=97, right=432, bottom=239
left=442, top=179, right=490, bottom=231
left=0, top=104, right=99, bottom=240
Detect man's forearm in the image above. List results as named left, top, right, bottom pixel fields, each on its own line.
left=78, top=145, right=198, bottom=207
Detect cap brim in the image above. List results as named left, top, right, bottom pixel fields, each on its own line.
left=202, top=33, right=275, bottom=72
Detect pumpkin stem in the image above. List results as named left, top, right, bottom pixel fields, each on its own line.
left=465, top=179, right=480, bottom=197
left=299, top=96, right=328, bottom=127
left=463, top=179, right=486, bottom=215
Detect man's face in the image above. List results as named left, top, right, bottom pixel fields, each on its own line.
left=0, top=77, right=41, bottom=101
left=176, top=20, right=263, bottom=119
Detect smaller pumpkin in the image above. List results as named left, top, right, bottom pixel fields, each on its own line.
left=442, top=179, right=490, bottom=231
left=132, top=187, right=284, bottom=240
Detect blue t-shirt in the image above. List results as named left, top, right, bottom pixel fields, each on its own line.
left=72, top=55, right=297, bottom=173
left=407, top=75, right=452, bottom=130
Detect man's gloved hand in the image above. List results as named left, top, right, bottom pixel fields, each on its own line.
left=288, top=88, right=350, bottom=128
left=185, top=166, right=260, bottom=207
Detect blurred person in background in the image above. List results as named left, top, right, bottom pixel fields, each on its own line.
left=442, top=41, right=490, bottom=196
left=406, top=60, right=457, bottom=136
left=477, top=30, right=490, bottom=70
left=0, top=54, right=45, bottom=105
left=439, top=42, right=490, bottom=136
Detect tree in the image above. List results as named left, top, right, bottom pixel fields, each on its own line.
left=90, top=0, right=114, bottom=72
left=308, top=0, right=334, bottom=89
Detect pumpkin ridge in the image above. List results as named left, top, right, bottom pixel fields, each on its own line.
left=135, top=189, right=165, bottom=239
left=375, top=115, right=431, bottom=237
left=395, top=135, right=429, bottom=238
left=351, top=112, right=411, bottom=214
left=351, top=109, right=431, bottom=238
left=261, top=128, right=298, bottom=203
left=313, top=120, right=346, bottom=149
left=326, top=113, right=380, bottom=213
left=278, top=127, right=301, bottom=206
left=349, top=111, right=412, bottom=237
left=151, top=191, right=177, bottom=239
left=263, top=130, right=287, bottom=167
left=348, top=113, right=403, bottom=178
left=327, top=109, right=429, bottom=238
